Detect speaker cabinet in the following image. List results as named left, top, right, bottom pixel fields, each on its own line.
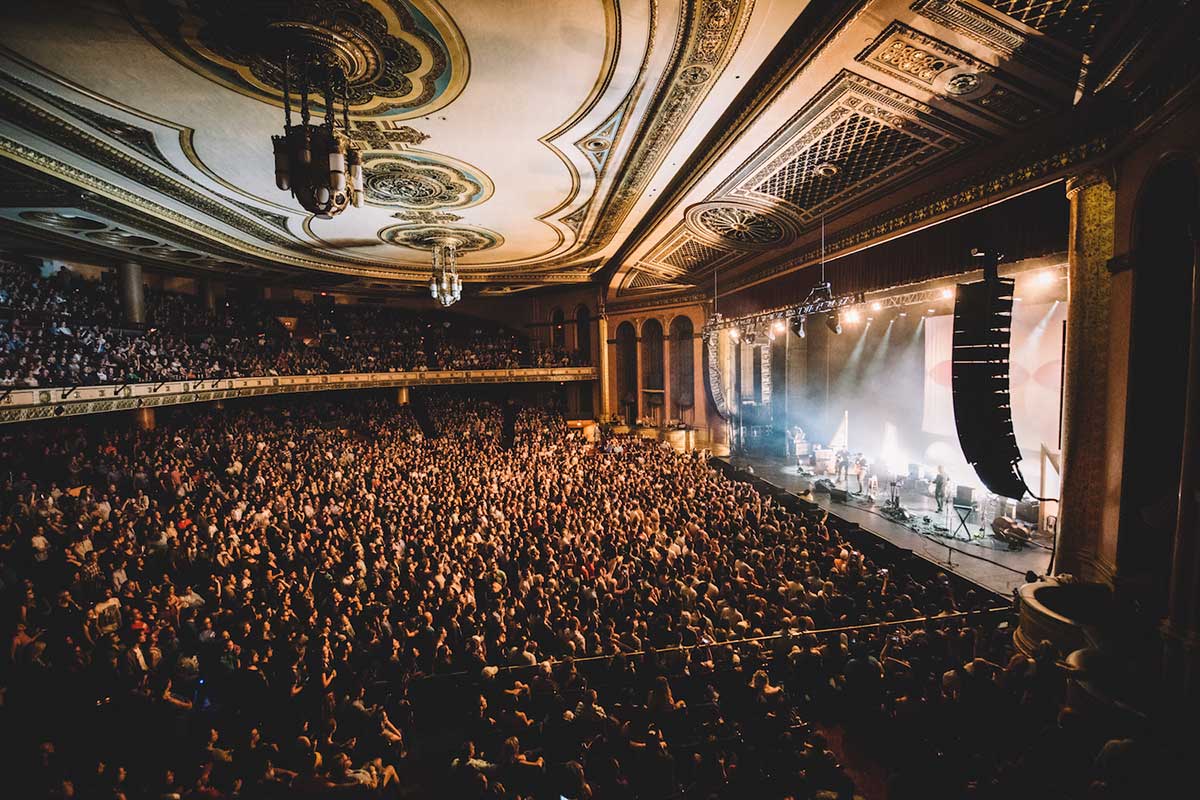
left=952, top=276, right=1026, bottom=499
left=829, top=487, right=849, bottom=503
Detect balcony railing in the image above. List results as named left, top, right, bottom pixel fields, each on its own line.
left=0, top=367, right=598, bottom=425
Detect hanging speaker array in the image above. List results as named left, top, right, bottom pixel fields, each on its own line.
left=951, top=274, right=1027, bottom=499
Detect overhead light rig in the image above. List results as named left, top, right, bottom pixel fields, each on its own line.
left=702, top=284, right=864, bottom=339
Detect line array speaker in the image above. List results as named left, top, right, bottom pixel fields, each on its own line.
left=951, top=275, right=1026, bottom=499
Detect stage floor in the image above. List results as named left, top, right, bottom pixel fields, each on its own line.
left=722, top=453, right=1054, bottom=596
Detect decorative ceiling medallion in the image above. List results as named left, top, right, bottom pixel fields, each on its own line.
left=139, top=246, right=204, bottom=261
left=18, top=211, right=107, bottom=231
left=943, top=71, right=984, bottom=96
left=360, top=151, right=492, bottom=209
left=813, top=162, right=840, bottom=178
left=379, top=223, right=502, bottom=252
left=391, top=209, right=461, bottom=224
left=125, top=0, right=468, bottom=120
left=687, top=205, right=787, bottom=249
left=85, top=230, right=158, bottom=247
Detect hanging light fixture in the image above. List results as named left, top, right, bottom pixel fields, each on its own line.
left=429, top=238, right=463, bottom=307
left=270, top=30, right=363, bottom=218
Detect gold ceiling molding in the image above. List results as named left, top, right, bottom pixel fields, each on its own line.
left=722, top=134, right=1110, bottom=294
left=723, top=71, right=969, bottom=224
left=586, top=0, right=755, bottom=250
left=530, top=0, right=756, bottom=276
left=124, top=0, right=469, bottom=120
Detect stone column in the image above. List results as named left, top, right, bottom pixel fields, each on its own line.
left=133, top=406, right=155, bottom=431
left=1055, top=171, right=1117, bottom=582
left=662, top=325, right=673, bottom=423
left=200, top=278, right=219, bottom=315
left=1164, top=236, right=1200, bottom=700
left=396, top=386, right=410, bottom=405
left=693, top=329, right=705, bottom=432
left=634, top=322, right=644, bottom=422
left=598, top=315, right=612, bottom=418
left=118, top=261, right=145, bottom=324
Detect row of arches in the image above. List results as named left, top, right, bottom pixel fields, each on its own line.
left=548, top=305, right=591, bottom=357
left=613, top=316, right=695, bottom=425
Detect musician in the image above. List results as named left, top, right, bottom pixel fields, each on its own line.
left=853, top=453, right=868, bottom=493
left=792, top=426, right=807, bottom=467
left=835, top=449, right=850, bottom=483
left=934, top=465, right=948, bottom=512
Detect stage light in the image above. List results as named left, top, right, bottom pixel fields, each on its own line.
left=844, top=309, right=861, bottom=324
left=1035, top=270, right=1056, bottom=286
left=1013, top=297, right=1023, bottom=302
left=791, top=316, right=806, bottom=338
left=871, top=302, right=882, bottom=312
left=729, top=328, right=740, bottom=341
left=744, top=330, right=757, bottom=345
left=772, top=319, right=786, bottom=334
left=927, top=308, right=936, bottom=313
left=898, top=312, right=908, bottom=317
left=826, top=314, right=842, bottom=335
left=940, top=288, right=953, bottom=299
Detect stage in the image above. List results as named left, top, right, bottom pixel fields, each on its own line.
left=721, top=452, right=1055, bottom=596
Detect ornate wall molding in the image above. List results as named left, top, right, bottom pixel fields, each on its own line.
left=0, top=367, right=598, bottom=425
left=724, top=132, right=1112, bottom=292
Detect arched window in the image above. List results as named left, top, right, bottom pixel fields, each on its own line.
left=575, top=305, right=591, bottom=364
left=550, top=307, right=566, bottom=349
left=669, top=316, right=694, bottom=420
left=615, top=321, right=637, bottom=424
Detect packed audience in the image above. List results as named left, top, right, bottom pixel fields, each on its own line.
left=0, top=391, right=1167, bottom=798
left=0, top=262, right=584, bottom=387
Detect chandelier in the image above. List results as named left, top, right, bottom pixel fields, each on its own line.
left=429, top=238, right=462, bottom=307
left=270, top=34, right=363, bottom=218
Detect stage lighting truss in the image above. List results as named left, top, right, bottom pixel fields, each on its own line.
left=701, top=284, right=863, bottom=340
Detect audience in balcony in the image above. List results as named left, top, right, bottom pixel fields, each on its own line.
left=0, top=261, right=587, bottom=387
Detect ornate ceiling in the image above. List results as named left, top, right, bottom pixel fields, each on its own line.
left=0, top=0, right=1132, bottom=297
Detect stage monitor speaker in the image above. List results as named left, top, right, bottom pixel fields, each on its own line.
left=951, top=273, right=1026, bottom=499
left=1016, top=499, right=1040, bottom=524
left=829, top=487, right=849, bottom=503
left=814, top=479, right=834, bottom=494
left=955, top=485, right=976, bottom=505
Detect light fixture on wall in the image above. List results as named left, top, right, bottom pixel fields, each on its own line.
left=826, top=314, right=842, bottom=335
left=270, top=29, right=363, bottom=218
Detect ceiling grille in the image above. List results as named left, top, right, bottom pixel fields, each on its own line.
left=754, top=112, right=925, bottom=214
left=628, top=270, right=665, bottom=289
left=980, top=0, right=1116, bottom=52
left=662, top=238, right=727, bottom=272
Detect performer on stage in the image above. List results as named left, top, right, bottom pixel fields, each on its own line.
left=792, top=426, right=807, bottom=468
left=854, top=453, right=868, bottom=493
left=835, top=449, right=850, bottom=483
left=934, top=465, right=948, bottom=512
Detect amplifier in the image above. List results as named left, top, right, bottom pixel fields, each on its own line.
left=1016, top=499, right=1040, bottom=524
left=955, top=485, right=976, bottom=505
left=829, top=487, right=849, bottom=503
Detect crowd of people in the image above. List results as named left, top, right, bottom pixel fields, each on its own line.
left=0, top=262, right=582, bottom=387
left=0, top=390, right=1164, bottom=798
